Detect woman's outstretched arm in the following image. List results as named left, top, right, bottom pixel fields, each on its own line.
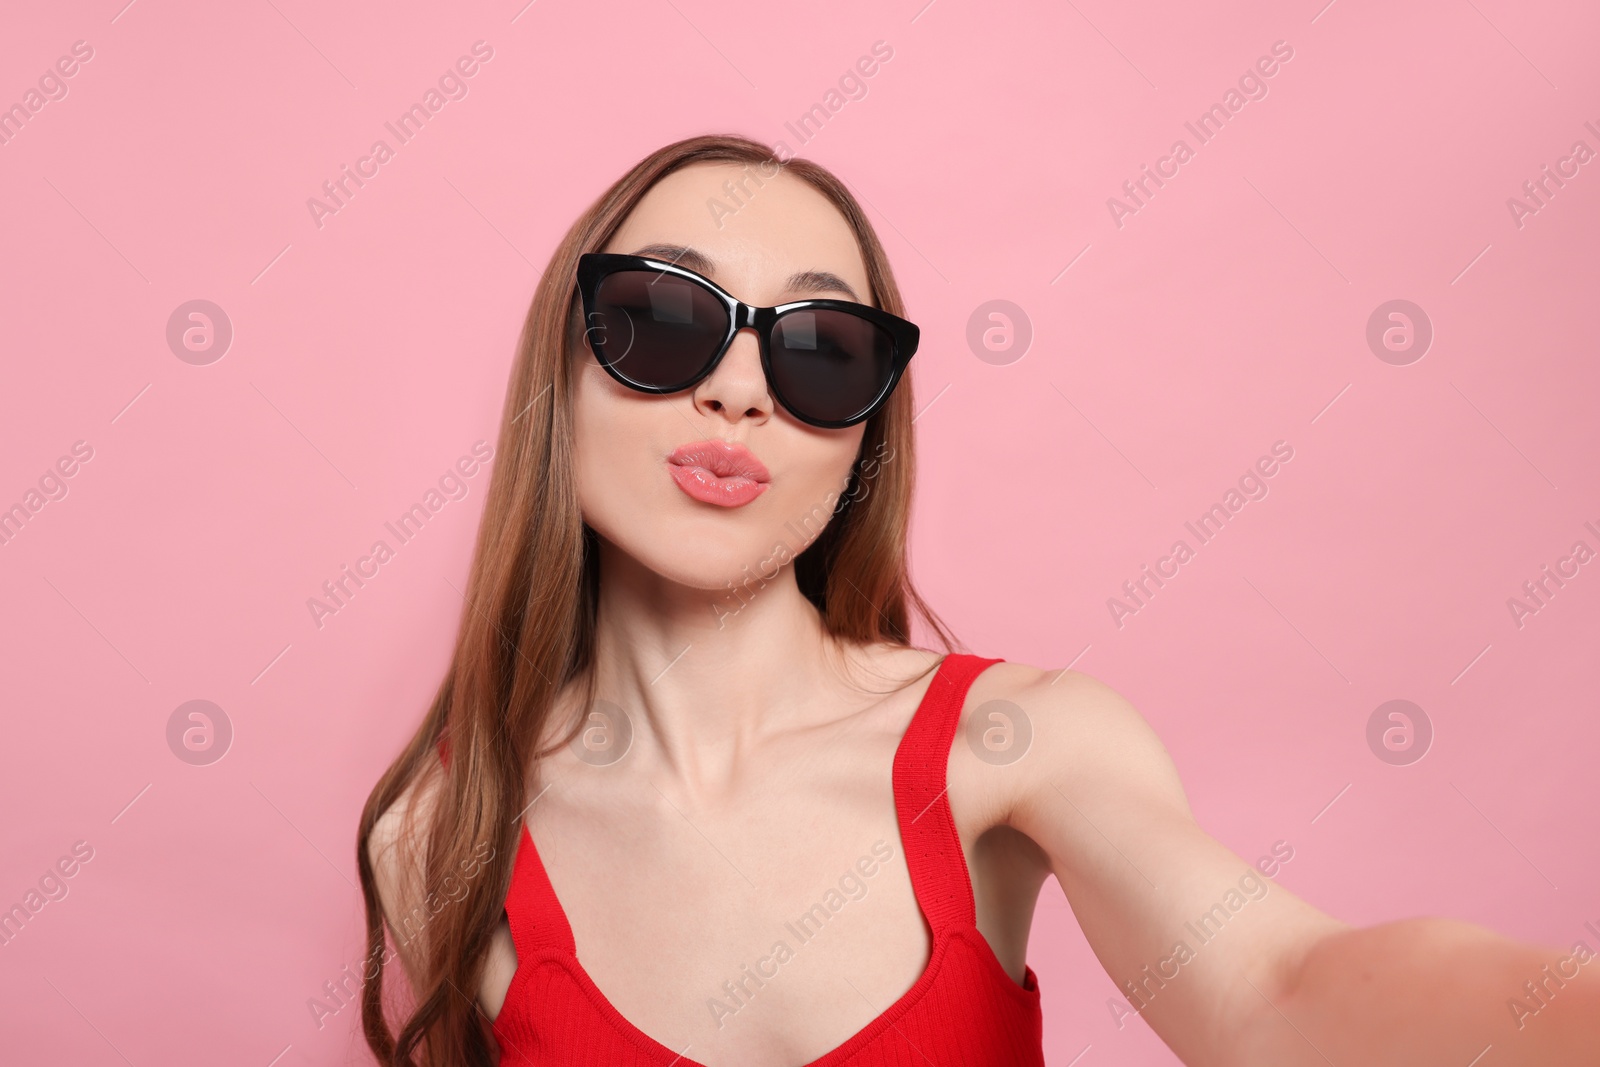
left=989, top=666, right=1600, bottom=1066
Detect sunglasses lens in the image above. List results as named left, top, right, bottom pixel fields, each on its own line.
left=589, top=270, right=728, bottom=388
left=770, top=309, right=897, bottom=425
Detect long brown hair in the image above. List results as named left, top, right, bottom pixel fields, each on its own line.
left=355, top=133, right=959, bottom=1065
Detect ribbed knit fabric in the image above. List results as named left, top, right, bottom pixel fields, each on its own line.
left=444, top=653, right=1045, bottom=1065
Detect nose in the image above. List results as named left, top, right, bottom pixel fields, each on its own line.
left=692, top=327, right=773, bottom=424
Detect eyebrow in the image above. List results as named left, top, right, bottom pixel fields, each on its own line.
left=628, top=243, right=864, bottom=303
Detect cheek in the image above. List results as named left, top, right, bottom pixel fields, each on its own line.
left=762, top=435, right=863, bottom=547
left=571, top=366, right=658, bottom=530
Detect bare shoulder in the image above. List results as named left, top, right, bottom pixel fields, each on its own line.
left=366, top=754, right=447, bottom=992
left=956, top=659, right=1194, bottom=826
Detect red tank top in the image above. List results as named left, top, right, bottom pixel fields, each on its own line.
left=440, top=653, right=1044, bottom=1065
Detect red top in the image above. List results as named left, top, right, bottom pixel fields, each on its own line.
left=439, top=653, right=1044, bottom=1065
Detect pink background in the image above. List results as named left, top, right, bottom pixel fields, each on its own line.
left=2, top=1, right=1597, bottom=1063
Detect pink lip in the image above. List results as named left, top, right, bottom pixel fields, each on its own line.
left=666, top=439, right=771, bottom=508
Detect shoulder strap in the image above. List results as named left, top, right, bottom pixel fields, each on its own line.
left=438, top=734, right=576, bottom=957
left=892, top=653, right=1005, bottom=935
left=504, top=823, right=578, bottom=958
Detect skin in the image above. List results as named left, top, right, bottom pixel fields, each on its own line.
left=371, top=163, right=1600, bottom=1065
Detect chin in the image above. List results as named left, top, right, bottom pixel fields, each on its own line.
left=642, top=546, right=777, bottom=598
left=591, top=507, right=777, bottom=586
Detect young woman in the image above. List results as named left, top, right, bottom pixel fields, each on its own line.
left=356, top=135, right=1599, bottom=1066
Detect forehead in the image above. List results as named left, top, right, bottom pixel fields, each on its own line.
left=601, top=162, right=871, bottom=303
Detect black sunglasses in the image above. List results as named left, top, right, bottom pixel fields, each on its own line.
left=575, top=253, right=919, bottom=429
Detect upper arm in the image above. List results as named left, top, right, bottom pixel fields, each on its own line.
left=996, top=667, right=1346, bottom=1065
left=366, top=761, right=444, bottom=997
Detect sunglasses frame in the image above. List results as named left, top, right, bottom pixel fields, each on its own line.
left=575, top=252, right=919, bottom=429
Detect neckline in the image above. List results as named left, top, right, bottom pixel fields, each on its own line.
left=492, top=651, right=1006, bottom=1067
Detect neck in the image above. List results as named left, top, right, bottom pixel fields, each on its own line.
left=583, top=535, right=849, bottom=794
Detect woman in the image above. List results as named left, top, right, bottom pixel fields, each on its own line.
left=356, top=135, right=1598, bottom=1066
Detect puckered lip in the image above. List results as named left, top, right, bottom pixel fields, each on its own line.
left=666, top=439, right=771, bottom=483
